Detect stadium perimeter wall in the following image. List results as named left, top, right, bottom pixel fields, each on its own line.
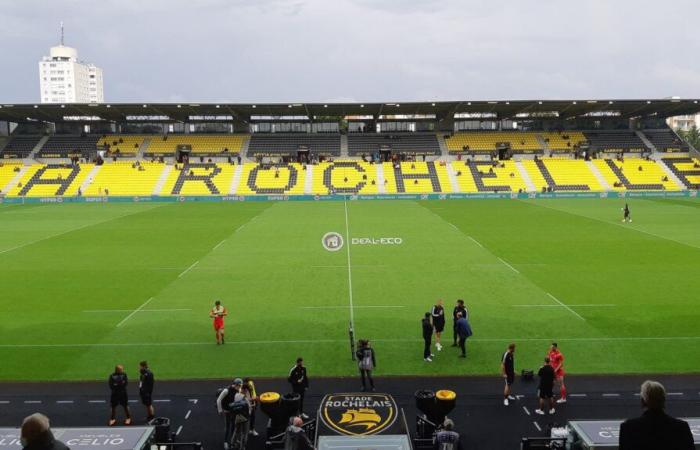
left=0, top=190, right=697, bottom=204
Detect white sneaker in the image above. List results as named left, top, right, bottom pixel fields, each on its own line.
left=430, top=353, right=435, bottom=357
left=549, top=408, right=556, bottom=414
left=301, top=413, right=310, bottom=420
left=556, top=398, right=567, bottom=404
left=508, top=395, right=516, bottom=401
left=503, top=398, right=509, bottom=406
left=249, top=430, right=259, bottom=437
left=535, top=409, right=544, bottom=415
left=424, top=357, right=433, bottom=362
left=436, top=343, right=442, bottom=351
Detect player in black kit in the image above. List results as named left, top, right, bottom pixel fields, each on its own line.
left=452, top=300, right=467, bottom=347
left=622, top=203, right=632, bottom=223
left=431, top=299, right=446, bottom=352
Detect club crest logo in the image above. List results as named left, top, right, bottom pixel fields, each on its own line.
left=320, top=393, right=397, bottom=436
left=322, top=232, right=344, bottom=252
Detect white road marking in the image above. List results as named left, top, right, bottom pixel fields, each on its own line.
left=497, top=257, right=520, bottom=274
left=153, top=399, right=171, bottom=403
left=533, top=421, right=541, bottom=432
left=343, top=197, right=356, bottom=332
left=188, top=399, right=199, bottom=404
left=178, top=260, right=199, bottom=278
left=667, top=392, right=684, bottom=396
left=185, top=410, right=191, bottom=420
left=213, top=239, right=226, bottom=250
left=522, top=406, right=531, bottom=416
left=0, top=401, right=10, bottom=404
left=116, top=297, right=154, bottom=327
left=467, top=236, right=483, bottom=247
left=56, top=400, right=74, bottom=404
left=602, top=393, right=620, bottom=397
left=176, top=426, right=183, bottom=436
left=300, top=305, right=404, bottom=309
left=569, top=394, right=587, bottom=398
left=24, top=400, right=41, bottom=404
left=89, top=400, right=106, bottom=404
left=547, top=293, right=585, bottom=321
left=128, top=400, right=138, bottom=403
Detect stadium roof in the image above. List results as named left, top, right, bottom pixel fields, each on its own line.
left=0, top=99, right=698, bottom=123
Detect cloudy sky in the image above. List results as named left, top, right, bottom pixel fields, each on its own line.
left=1, top=0, right=699, bottom=103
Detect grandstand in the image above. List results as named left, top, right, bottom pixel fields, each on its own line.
left=247, top=133, right=339, bottom=157
left=348, top=132, right=440, bottom=156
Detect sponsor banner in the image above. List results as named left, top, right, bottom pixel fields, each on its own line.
left=318, top=393, right=400, bottom=437
left=2, top=191, right=699, bottom=203
left=351, top=237, right=403, bottom=245
left=0, top=427, right=153, bottom=450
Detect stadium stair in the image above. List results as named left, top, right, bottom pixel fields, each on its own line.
left=137, top=138, right=150, bottom=159
left=78, top=165, right=102, bottom=194
left=514, top=160, right=536, bottom=192
left=586, top=160, right=612, bottom=190
left=229, top=164, right=243, bottom=194
left=654, top=156, right=690, bottom=190
left=635, top=131, right=656, bottom=152
left=340, top=135, right=348, bottom=157
left=437, top=133, right=450, bottom=157
left=153, top=164, right=174, bottom=195
left=376, top=163, right=386, bottom=193
left=445, top=161, right=461, bottom=192
left=304, top=164, right=314, bottom=194
left=27, top=136, right=50, bottom=160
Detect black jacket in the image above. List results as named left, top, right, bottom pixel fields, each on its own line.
left=23, top=431, right=69, bottom=450
left=283, top=425, right=313, bottom=450
left=108, top=372, right=128, bottom=394
left=422, top=318, right=433, bottom=339
left=288, top=365, right=308, bottom=389
left=619, top=410, right=694, bottom=450
left=139, top=368, right=154, bottom=394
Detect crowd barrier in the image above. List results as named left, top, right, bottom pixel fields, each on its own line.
left=0, top=190, right=697, bottom=204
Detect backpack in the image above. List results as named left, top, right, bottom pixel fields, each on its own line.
left=229, top=397, right=250, bottom=418
left=217, top=386, right=237, bottom=411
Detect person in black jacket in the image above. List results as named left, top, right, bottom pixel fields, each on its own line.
left=20, top=413, right=69, bottom=450
left=619, top=380, right=693, bottom=450
left=108, top=365, right=132, bottom=426
left=139, top=361, right=155, bottom=421
left=288, top=358, right=309, bottom=419
left=283, top=417, right=314, bottom=450
left=451, top=300, right=467, bottom=347
left=422, top=312, right=434, bottom=362
left=355, top=340, right=376, bottom=392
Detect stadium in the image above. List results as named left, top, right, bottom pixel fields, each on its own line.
left=3, top=2, right=700, bottom=449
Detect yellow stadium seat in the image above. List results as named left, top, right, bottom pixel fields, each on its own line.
left=311, top=161, right=379, bottom=194
left=6, top=164, right=94, bottom=197
left=236, top=163, right=306, bottom=195
left=539, top=159, right=604, bottom=191
left=160, top=163, right=235, bottom=196
left=146, top=135, right=249, bottom=155
left=593, top=158, right=679, bottom=191
left=83, top=162, right=167, bottom=196
left=446, top=132, right=541, bottom=152
left=0, top=163, right=23, bottom=194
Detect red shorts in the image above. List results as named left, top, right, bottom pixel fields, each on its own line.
left=213, top=319, right=224, bottom=330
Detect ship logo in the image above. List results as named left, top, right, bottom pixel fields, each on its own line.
left=320, top=393, right=397, bottom=436
left=338, top=408, right=382, bottom=430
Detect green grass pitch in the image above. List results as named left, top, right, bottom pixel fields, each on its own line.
left=1, top=197, right=700, bottom=381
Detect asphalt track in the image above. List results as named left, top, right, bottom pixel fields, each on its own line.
left=2, top=375, right=699, bottom=449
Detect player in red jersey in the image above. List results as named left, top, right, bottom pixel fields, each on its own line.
left=209, top=300, right=228, bottom=345
left=549, top=342, right=567, bottom=403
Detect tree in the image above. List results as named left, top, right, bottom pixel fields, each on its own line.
left=678, top=125, right=700, bottom=150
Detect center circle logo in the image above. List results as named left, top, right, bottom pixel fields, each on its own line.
left=322, top=232, right=344, bottom=252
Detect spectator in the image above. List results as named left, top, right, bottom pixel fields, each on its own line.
left=20, top=413, right=68, bottom=450
left=422, top=312, right=434, bottom=362
left=355, top=339, right=376, bottom=392
left=451, top=300, right=467, bottom=347
left=243, top=378, right=259, bottom=436
left=283, top=417, right=314, bottom=450
left=535, top=357, right=555, bottom=416
left=433, top=418, right=462, bottom=450
left=619, top=380, right=693, bottom=450
left=217, top=378, right=243, bottom=448
left=139, top=361, right=155, bottom=422
left=501, top=344, right=516, bottom=406
left=230, top=392, right=251, bottom=450
left=431, top=299, right=446, bottom=352
left=455, top=313, right=472, bottom=358
left=288, top=358, right=309, bottom=419
left=108, top=365, right=132, bottom=426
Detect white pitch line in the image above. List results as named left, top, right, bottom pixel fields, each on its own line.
left=83, top=309, right=191, bottom=313
left=602, top=393, right=620, bottom=397
left=213, top=239, right=226, bottom=250
left=56, top=400, right=74, bottom=404
left=153, top=399, right=171, bottom=403
left=547, top=293, right=585, bottom=321
left=467, top=236, right=483, bottom=247
left=497, top=257, right=520, bottom=274
left=512, top=304, right=616, bottom=308
left=448, top=222, right=459, bottom=231
left=235, top=223, right=246, bottom=232
left=667, top=392, right=684, bottom=396
left=533, top=421, right=541, bottom=432
left=176, top=426, right=183, bottom=436
left=88, top=400, right=106, bottom=404
left=300, top=305, right=405, bottom=309
left=116, top=297, right=154, bottom=328
left=569, top=394, right=587, bottom=398
left=0, top=401, right=10, bottom=404
left=24, top=400, right=41, bottom=404
left=343, top=197, right=356, bottom=332
left=178, top=260, right=199, bottom=278
left=185, top=410, right=191, bottom=420
left=188, top=399, right=199, bottom=404
left=522, top=406, right=531, bottom=416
